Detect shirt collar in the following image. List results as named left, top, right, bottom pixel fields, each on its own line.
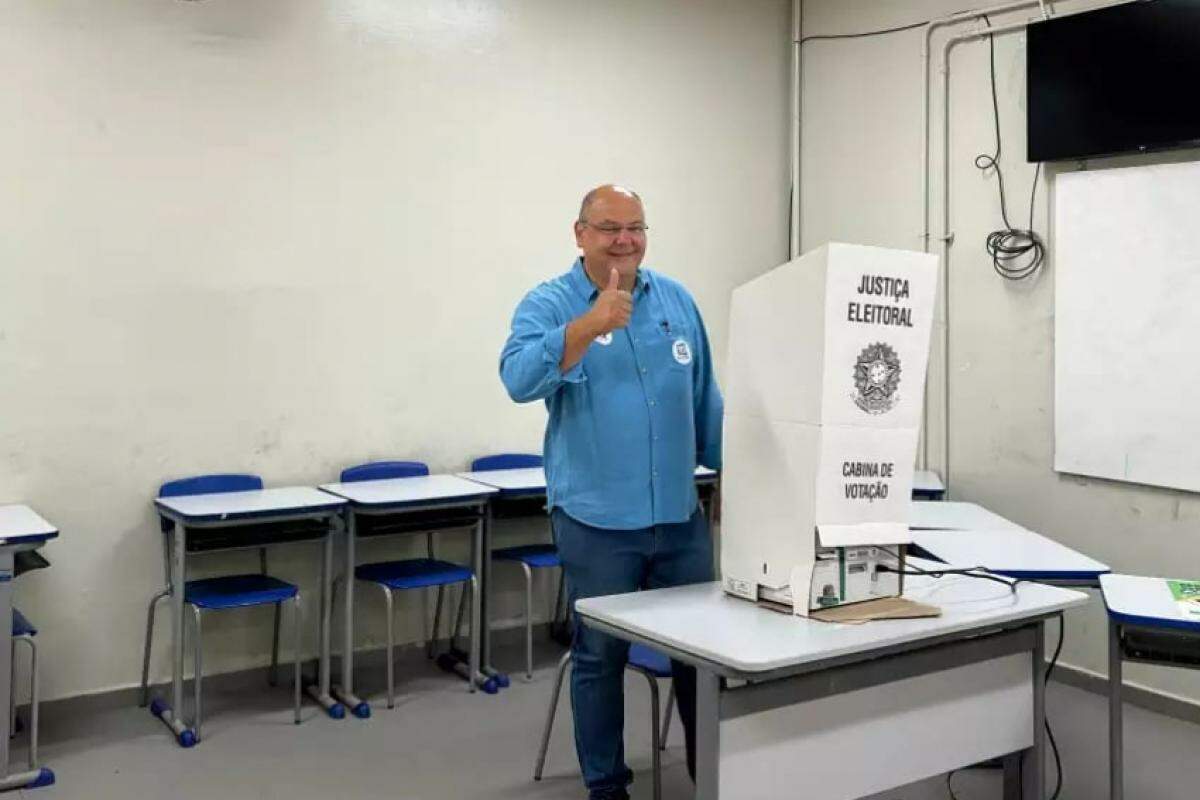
left=569, top=257, right=652, bottom=301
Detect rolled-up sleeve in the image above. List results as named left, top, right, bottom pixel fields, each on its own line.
left=690, top=301, right=724, bottom=470
left=500, top=290, right=587, bottom=404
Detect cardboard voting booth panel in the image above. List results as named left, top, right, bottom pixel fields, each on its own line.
left=721, top=243, right=938, bottom=615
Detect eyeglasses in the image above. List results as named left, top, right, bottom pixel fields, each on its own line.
left=579, top=222, right=649, bottom=237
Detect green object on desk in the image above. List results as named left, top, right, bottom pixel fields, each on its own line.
left=1167, top=580, right=1200, bottom=619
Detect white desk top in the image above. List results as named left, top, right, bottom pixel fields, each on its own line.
left=912, top=527, right=1110, bottom=581
left=909, top=501, right=1024, bottom=531
left=576, top=565, right=1087, bottom=676
left=154, top=486, right=346, bottom=522
left=912, top=470, right=944, bottom=492
left=1101, top=574, right=1200, bottom=633
left=320, top=474, right=497, bottom=508
left=456, top=466, right=717, bottom=494
left=455, top=467, right=546, bottom=494
left=0, top=505, right=59, bottom=543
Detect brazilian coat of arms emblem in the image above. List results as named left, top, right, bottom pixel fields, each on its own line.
left=852, top=342, right=901, bottom=414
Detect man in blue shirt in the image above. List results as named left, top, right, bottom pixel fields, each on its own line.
left=500, top=185, right=723, bottom=800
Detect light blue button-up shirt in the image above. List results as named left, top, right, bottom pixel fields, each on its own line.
left=500, top=258, right=723, bottom=530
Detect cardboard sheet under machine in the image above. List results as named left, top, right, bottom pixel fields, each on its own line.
left=720, top=243, right=938, bottom=616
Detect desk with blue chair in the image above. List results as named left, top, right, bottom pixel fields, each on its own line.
left=146, top=476, right=347, bottom=745
left=319, top=463, right=500, bottom=715
left=0, top=505, right=57, bottom=791
left=1101, top=573, right=1200, bottom=800
left=457, top=462, right=721, bottom=680
left=458, top=455, right=561, bottom=682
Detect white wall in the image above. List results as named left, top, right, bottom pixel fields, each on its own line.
left=0, top=0, right=791, bottom=700
left=800, top=0, right=1200, bottom=703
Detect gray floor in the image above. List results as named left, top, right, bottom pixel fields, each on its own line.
left=15, top=640, right=1200, bottom=799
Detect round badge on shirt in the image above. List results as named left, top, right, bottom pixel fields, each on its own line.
left=672, top=338, right=692, bottom=365
left=595, top=332, right=613, bottom=346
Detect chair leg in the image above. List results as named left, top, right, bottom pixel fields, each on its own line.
left=428, top=585, right=445, bottom=660
left=292, top=593, right=302, bottom=725
left=189, top=605, right=203, bottom=743
left=634, top=668, right=663, bottom=800
left=661, top=682, right=675, bottom=750
left=381, top=586, right=395, bottom=709
left=552, top=570, right=566, bottom=634
left=451, top=582, right=468, bottom=652
left=533, top=650, right=572, bottom=781
left=8, top=643, right=15, bottom=737
left=520, top=563, right=533, bottom=681
left=24, top=637, right=37, bottom=769
left=467, top=575, right=479, bottom=695
left=139, top=590, right=169, bottom=707
left=270, top=602, right=282, bottom=687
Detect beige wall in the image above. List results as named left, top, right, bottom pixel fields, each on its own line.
left=800, top=0, right=1200, bottom=703
left=0, top=0, right=791, bottom=700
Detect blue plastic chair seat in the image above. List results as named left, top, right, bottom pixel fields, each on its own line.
left=628, top=643, right=672, bottom=677
left=12, top=609, right=36, bottom=638
left=355, top=558, right=473, bottom=590
left=184, top=574, right=298, bottom=610
left=492, top=544, right=560, bottom=569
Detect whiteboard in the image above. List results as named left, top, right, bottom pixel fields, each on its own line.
left=1054, top=161, right=1200, bottom=492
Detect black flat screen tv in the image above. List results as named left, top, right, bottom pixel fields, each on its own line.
left=1027, top=0, right=1200, bottom=162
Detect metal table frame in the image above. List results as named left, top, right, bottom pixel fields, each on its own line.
left=0, top=505, right=57, bottom=791
left=582, top=610, right=1058, bottom=800
left=151, top=497, right=346, bottom=743
left=325, top=493, right=494, bottom=713
left=1104, top=579, right=1200, bottom=800
left=460, top=467, right=721, bottom=675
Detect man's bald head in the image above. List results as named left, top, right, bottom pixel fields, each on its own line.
left=573, top=184, right=647, bottom=288
left=577, top=184, right=643, bottom=224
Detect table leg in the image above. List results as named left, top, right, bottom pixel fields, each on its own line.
left=148, top=521, right=193, bottom=745
left=470, top=515, right=484, bottom=690
left=0, top=548, right=49, bottom=790
left=334, top=512, right=368, bottom=718
left=0, top=551, right=13, bottom=772
left=1109, top=618, right=1123, bottom=800
left=480, top=502, right=494, bottom=675
left=305, top=516, right=345, bottom=718
left=695, top=668, right=720, bottom=800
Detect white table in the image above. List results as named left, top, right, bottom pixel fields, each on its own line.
left=576, top=570, right=1087, bottom=800
left=0, top=506, right=58, bottom=791
left=152, top=487, right=346, bottom=743
left=456, top=465, right=722, bottom=668
left=318, top=475, right=499, bottom=710
left=909, top=502, right=1110, bottom=587
left=912, top=469, right=945, bottom=499
left=1101, top=573, right=1200, bottom=800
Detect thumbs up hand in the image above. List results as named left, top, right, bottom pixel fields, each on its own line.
left=588, top=268, right=633, bottom=335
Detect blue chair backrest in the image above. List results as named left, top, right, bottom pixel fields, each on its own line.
left=158, top=474, right=263, bottom=532
left=471, top=453, right=543, bottom=471
left=159, top=473, right=263, bottom=498
left=340, top=461, right=429, bottom=483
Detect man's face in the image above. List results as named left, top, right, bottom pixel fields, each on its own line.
left=574, top=191, right=647, bottom=282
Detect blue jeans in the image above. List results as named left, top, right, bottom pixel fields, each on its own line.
left=551, top=506, right=714, bottom=798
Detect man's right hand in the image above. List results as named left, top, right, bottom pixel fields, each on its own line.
left=587, top=268, right=633, bottom=335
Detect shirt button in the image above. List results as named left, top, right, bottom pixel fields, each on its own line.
left=653, top=435, right=659, bottom=441
left=653, top=470, right=659, bottom=478
left=641, top=367, right=648, bottom=374
left=649, top=400, right=656, bottom=406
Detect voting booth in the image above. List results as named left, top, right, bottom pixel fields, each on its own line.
left=720, top=243, right=938, bottom=616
